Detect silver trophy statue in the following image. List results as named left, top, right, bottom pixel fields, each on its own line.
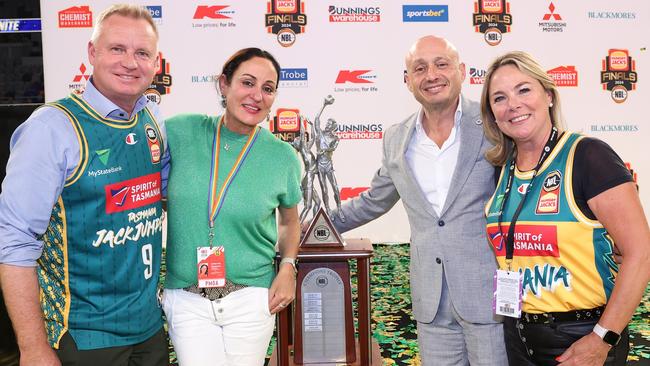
left=291, top=95, right=345, bottom=225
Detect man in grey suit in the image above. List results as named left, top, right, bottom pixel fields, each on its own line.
left=332, top=36, right=507, bottom=365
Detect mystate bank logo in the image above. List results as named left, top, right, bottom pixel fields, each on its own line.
left=104, top=172, right=161, bottom=214
left=601, top=49, right=637, bottom=103
left=265, top=0, right=307, bottom=47
left=473, top=0, right=512, bottom=46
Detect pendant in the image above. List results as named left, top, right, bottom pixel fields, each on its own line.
left=224, top=143, right=230, bottom=151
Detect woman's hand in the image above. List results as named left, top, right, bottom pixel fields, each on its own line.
left=268, top=264, right=296, bottom=314
left=556, top=332, right=610, bottom=366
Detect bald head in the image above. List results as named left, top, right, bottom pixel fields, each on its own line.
left=405, top=35, right=460, bottom=68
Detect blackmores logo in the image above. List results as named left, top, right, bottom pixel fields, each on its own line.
left=472, top=0, right=512, bottom=46
left=269, top=108, right=301, bottom=142
left=547, top=66, right=578, bottom=87
left=329, top=6, right=380, bottom=22
left=145, top=53, right=172, bottom=104
left=600, top=49, right=637, bottom=103
left=266, top=0, right=307, bottom=47
left=539, top=2, right=565, bottom=32
left=58, top=6, right=92, bottom=28
left=469, top=67, right=486, bottom=85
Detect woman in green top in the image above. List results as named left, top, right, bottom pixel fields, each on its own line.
left=162, top=48, right=302, bottom=366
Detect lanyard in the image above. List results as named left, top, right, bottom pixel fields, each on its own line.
left=207, top=116, right=260, bottom=247
left=497, top=127, right=559, bottom=271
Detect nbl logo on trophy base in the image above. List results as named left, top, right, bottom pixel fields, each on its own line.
left=145, top=52, right=172, bottom=104
left=269, top=108, right=302, bottom=142
left=473, top=0, right=512, bottom=46
left=265, top=0, right=307, bottom=47
left=601, top=49, right=637, bottom=103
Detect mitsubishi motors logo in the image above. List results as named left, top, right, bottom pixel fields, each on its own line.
left=73, top=63, right=90, bottom=82
left=543, top=2, right=562, bottom=20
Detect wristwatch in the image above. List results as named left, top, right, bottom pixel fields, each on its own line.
left=280, top=257, right=298, bottom=275
left=593, top=323, right=621, bottom=346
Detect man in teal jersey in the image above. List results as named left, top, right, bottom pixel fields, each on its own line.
left=0, top=5, right=168, bottom=366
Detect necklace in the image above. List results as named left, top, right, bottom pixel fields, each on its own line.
left=224, top=143, right=230, bottom=151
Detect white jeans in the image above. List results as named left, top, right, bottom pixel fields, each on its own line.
left=162, top=287, right=275, bottom=366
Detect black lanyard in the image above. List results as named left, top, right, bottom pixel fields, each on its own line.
left=497, top=127, right=559, bottom=270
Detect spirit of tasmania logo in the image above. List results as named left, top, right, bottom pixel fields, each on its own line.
left=487, top=224, right=559, bottom=257
left=472, top=0, right=512, bottom=46
left=145, top=52, right=172, bottom=104
left=58, top=6, right=92, bottom=28
left=105, top=172, right=161, bottom=214
left=547, top=66, right=578, bottom=87
left=601, top=49, right=637, bottom=103
left=266, top=0, right=306, bottom=47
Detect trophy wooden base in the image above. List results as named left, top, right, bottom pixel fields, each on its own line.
left=268, top=340, right=383, bottom=366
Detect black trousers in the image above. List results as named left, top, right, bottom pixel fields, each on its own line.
left=504, top=317, right=629, bottom=366
left=56, top=327, right=169, bottom=366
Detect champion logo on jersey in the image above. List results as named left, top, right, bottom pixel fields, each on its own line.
left=517, top=183, right=530, bottom=195
left=125, top=133, right=138, bottom=145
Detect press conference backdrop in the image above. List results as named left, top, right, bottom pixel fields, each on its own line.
left=39, top=1, right=648, bottom=243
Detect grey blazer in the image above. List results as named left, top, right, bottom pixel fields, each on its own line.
left=333, top=97, right=499, bottom=324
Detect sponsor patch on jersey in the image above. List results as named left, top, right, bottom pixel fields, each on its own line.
left=487, top=224, right=559, bottom=257
left=105, top=172, right=161, bottom=214
left=536, top=170, right=561, bottom=214
left=144, top=124, right=161, bottom=163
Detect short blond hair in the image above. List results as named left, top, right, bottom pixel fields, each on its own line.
left=481, top=51, right=565, bottom=166
left=90, top=4, right=158, bottom=44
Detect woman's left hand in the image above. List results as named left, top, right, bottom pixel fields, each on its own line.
left=268, top=265, right=296, bottom=314
left=556, top=332, right=610, bottom=365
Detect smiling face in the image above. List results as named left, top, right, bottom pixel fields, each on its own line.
left=88, top=14, right=158, bottom=113
left=219, top=57, right=278, bottom=134
left=488, top=64, right=553, bottom=145
left=405, top=36, right=466, bottom=111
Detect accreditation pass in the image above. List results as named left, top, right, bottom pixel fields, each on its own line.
left=494, top=269, right=522, bottom=318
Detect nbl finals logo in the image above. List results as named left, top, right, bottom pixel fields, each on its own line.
left=265, top=0, right=307, bottom=47
left=601, top=49, right=637, bottom=103
left=473, top=0, right=512, bottom=46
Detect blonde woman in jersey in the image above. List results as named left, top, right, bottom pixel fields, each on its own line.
left=482, top=51, right=650, bottom=366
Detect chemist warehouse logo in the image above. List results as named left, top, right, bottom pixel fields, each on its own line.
left=105, top=172, right=161, bottom=214
left=547, top=66, right=578, bottom=87
left=487, top=224, right=559, bottom=257
left=600, top=49, right=637, bottom=103
left=58, top=6, right=92, bottom=28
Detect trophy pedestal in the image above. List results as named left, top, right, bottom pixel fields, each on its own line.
left=274, top=239, right=377, bottom=366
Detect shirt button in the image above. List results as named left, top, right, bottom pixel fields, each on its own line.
left=436, top=258, right=442, bottom=264
left=218, top=308, right=223, bottom=313
left=438, top=220, right=445, bottom=227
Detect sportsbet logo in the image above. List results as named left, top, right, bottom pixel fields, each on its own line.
left=105, top=172, right=161, bottom=214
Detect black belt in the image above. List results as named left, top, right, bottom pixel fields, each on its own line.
left=520, top=306, right=604, bottom=324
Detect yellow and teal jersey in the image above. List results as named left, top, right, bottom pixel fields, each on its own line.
left=37, top=93, right=165, bottom=349
left=485, top=132, right=618, bottom=314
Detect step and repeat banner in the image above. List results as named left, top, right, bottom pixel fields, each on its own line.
left=40, top=1, right=648, bottom=242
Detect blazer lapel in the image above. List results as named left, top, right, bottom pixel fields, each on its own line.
left=398, top=113, right=441, bottom=219
left=439, top=97, right=483, bottom=217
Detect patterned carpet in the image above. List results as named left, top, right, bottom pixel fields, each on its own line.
left=1, top=244, right=647, bottom=365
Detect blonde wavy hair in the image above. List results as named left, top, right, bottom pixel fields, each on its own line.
left=481, top=51, right=565, bottom=166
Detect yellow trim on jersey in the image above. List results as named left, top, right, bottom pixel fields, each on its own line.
left=70, top=93, right=139, bottom=129
left=48, top=104, right=88, bottom=187
left=565, top=135, right=603, bottom=227
left=514, top=132, right=573, bottom=179
left=52, top=197, right=71, bottom=349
